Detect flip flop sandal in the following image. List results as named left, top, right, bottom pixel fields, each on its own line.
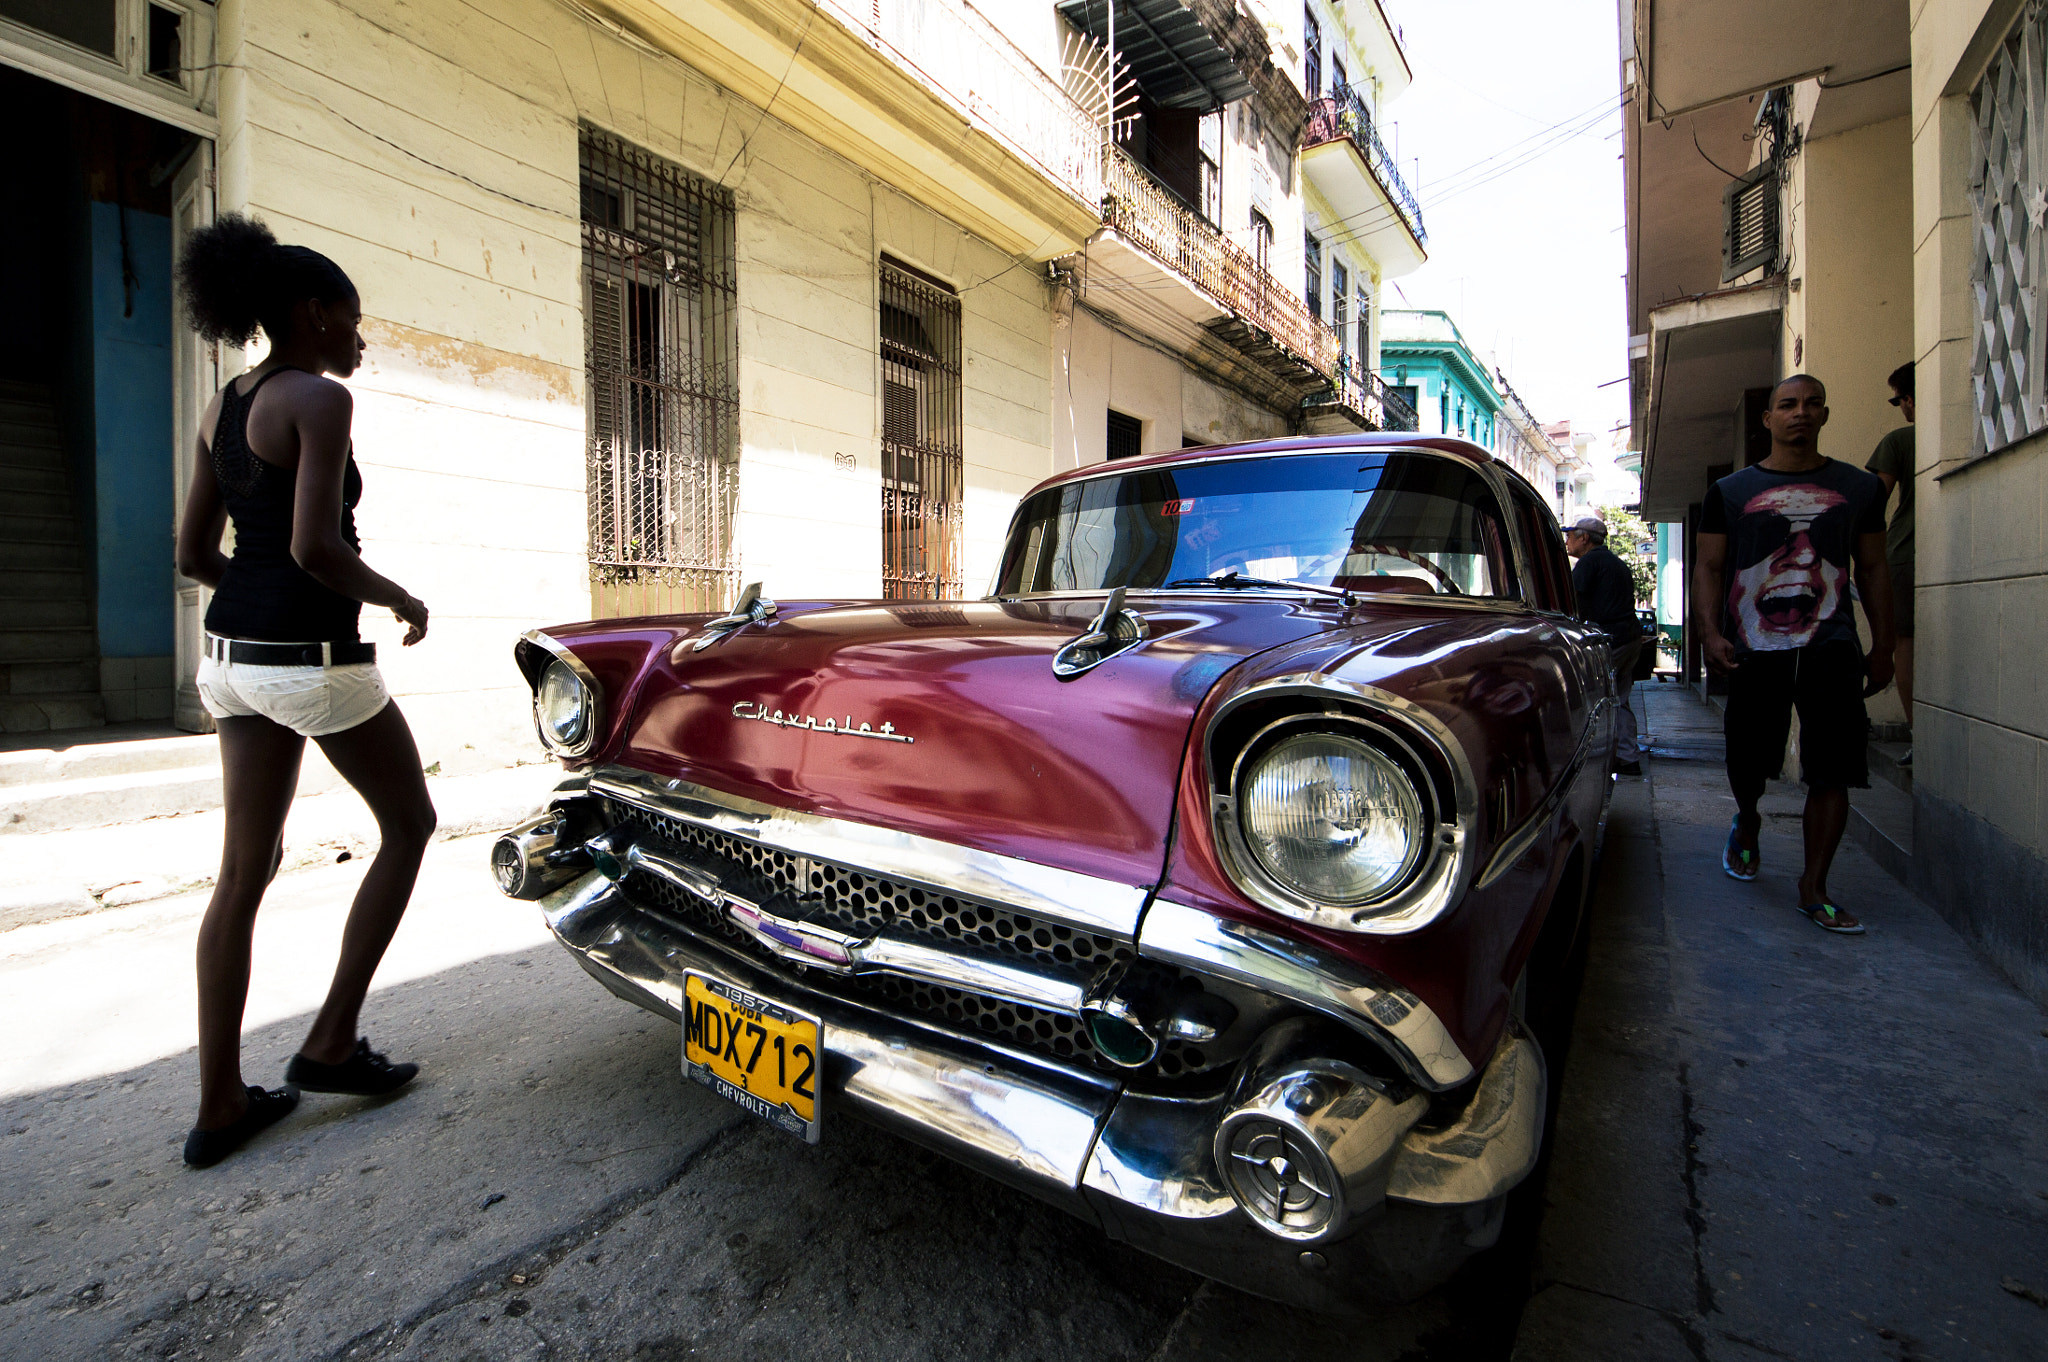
left=1722, top=820, right=1759, bottom=881
left=1802, top=902, right=1865, bottom=934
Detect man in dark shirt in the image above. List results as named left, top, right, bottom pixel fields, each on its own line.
left=1692, top=374, right=1892, bottom=934
left=1567, top=516, right=1645, bottom=775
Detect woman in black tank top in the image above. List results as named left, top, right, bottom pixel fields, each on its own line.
left=172, top=215, right=436, bottom=1166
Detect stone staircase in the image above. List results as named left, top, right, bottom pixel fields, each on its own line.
left=0, top=379, right=102, bottom=733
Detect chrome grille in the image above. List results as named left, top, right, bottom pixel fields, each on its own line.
left=600, top=797, right=1130, bottom=1066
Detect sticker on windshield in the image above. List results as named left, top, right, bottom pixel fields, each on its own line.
left=1160, top=498, right=1197, bottom=516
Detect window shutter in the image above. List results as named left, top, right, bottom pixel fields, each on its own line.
left=1721, top=160, right=1780, bottom=282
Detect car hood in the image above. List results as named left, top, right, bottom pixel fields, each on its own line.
left=568, top=595, right=1354, bottom=890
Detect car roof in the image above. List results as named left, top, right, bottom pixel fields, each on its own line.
left=1027, top=431, right=1498, bottom=498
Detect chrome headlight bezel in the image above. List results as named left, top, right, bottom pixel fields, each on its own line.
left=519, top=631, right=604, bottom=759
left=1207, top=685, right=1476, bottom=936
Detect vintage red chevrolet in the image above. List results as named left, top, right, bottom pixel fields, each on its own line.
left=492, top=432, right=1618, bottom=1308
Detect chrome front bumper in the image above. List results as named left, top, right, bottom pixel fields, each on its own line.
left=536, top=869, right=1545, bottom=1309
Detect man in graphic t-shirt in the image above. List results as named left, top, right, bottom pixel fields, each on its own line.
left=1692, top=374, right=1892, bottom=934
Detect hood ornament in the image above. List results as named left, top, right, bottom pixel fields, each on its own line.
left=1053, top=586, right=1147, bottom=678
left=681, top=581, right=778, bottom=658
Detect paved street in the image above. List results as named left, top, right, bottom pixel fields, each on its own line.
left=0, top=829, right=1516, bottom=1361
left=4, top=685, right=2046, bottom=1361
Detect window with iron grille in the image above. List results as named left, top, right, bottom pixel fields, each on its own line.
left=1305, top=232, right=1323, bottom=321
left=1970, top=6, right=2047, bottom=456
left=580, top=126, right=739, bottom=605
left=1107, top=409, right=1143, bottom=460
left=1356, top=286, right=1371, bottom=367
left=1304, top=9, right=1322, bottom=100
left=1331, top=258, right=1349, bottom=352
left=1250, top=210, right=1273, bottom=272
left=1720, top=158, right=1779, bottom=282
left=880, top=258, right=964, bottom=599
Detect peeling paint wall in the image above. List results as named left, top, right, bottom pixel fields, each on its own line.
left=216, top=0, right=1060, bottom=769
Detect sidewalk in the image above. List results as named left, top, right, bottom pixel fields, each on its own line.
left=0, top=760, right=563, bottom=932
left=1515, top=683, right=2048, bottom=1360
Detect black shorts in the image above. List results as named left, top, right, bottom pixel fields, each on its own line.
left=1724, top=642, right=1869, bottom=791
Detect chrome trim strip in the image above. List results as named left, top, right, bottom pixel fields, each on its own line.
left=588, top=765, right=1149, bottom=940
left=1137, top=899, right=1475, bottom=1089
left=538, top=870, right=1116, bottom=1194
left=519, top=629, right=605, bottom=760
left=1205, top=676, right=1482, bottom=936
left=1474, top=704, right=1599, bottom=890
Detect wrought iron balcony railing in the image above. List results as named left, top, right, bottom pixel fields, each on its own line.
left=1316, top=355, right=1419, bottom=431
left=1101, top=146, right=1342, bottom=380
left=817, top=0, right=1102, bottom=205
left=1302, top=90, right=1427, bottom=245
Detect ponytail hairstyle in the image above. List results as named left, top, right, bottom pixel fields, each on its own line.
left=177, top=213, right=357, bottom=347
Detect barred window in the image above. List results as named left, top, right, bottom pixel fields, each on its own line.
left=880, top=258, right=964, bottom=599
left=1331, top=258, right=1349, bottom=350
left=1971, top=8, right=2047, bottom=455
left=580, top=126, right=740, bottom=611
left=1305, top=232, right=1323, bottom=322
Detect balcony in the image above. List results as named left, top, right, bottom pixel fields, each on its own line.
left=1300, top=90, right=1428, bottom=279
left=1094, top=146, right=1341, bottom=391
left=598, top=0, right=1103, bottom=259
left=1303, top=357, right=1420, bottom=434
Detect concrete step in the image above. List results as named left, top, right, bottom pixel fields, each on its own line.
left=1869, top=739, right=1912, bottom=794
left=0, top=597, right=90, bottom=629
left=0, top=627, right=96, bottom=664
left=0, top=765, right=224, bottom=832
left=0, top=488, right=73, bottom=518
left=0, top=569, right=90, bottom=602
left=1847, top=771, right=1914, bottom=888
left=0, top=512, right=80, bottom=546
left=0, top=659, right=101, bottom=693
left=0, top=693, right=105, bottom=734
left=0, top=399, right=62, bottom=430
left=0, top=462, right=67, bottom=493
left=0, top=726, right=216, bottom=788
left=0, top=441, right=65, bottom=470
left=0, top=539, right=84, bottom=572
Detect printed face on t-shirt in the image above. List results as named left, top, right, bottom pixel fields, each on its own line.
left=1729, top=484, right=1849, bottom=647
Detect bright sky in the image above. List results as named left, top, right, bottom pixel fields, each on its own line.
left=1375, top=0, right=1631, bottom=475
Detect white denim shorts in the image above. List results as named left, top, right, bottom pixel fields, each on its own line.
left=195, top=656, right=390, bottom=737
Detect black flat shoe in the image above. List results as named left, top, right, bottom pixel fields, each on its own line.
left=184, top=1085, right=299, bottom=1168
left=284, top=1038, right=418, bottom=1096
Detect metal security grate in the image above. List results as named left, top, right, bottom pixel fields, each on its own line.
left=580, top=127, right=740, bottom=607
left=1971, top=7, right=2046, bottom=456
left=1721, top=158, right=1779, bottom=282
left=879, top=259, right=964, bottom=599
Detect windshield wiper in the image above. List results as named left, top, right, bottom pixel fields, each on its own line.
left=1159, top=571, right=1356, bottom=603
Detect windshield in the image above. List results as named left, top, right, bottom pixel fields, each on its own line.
left=994, top=451, right=1518, bottom=600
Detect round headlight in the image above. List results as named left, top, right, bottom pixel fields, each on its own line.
left=1238, top=732, right=1425, bottom=905
left=535, top=658, right=590, bottom=751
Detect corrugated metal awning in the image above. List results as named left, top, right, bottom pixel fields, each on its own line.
left=1056, top=0, right=1255, bottom=111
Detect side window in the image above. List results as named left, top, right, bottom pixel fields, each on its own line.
left=1507, top=482, right=1573, bottom=614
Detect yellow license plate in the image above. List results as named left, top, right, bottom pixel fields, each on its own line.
left=682, top=973, right=822, bottom=1143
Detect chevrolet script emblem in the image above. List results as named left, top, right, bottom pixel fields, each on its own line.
left=732, top=702, right=913, bottom=744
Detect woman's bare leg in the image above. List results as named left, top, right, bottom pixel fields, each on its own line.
left=297, top=702, right=437, bottom=1064
left=196, top=715, right=306, bottom=1129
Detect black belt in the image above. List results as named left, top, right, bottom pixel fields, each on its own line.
left=205, top=635, right=375, bottom=667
